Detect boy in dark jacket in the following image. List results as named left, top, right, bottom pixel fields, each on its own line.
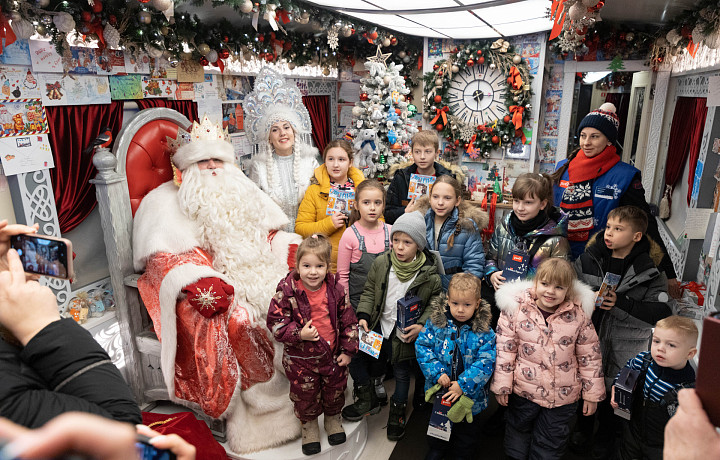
left=573, top=205, right=673, bottom=459
left=385, top=131, right=455, bottom=224
left=611, top=316, right=697, bottom=460
left=342, top=211, right=442, bottom=441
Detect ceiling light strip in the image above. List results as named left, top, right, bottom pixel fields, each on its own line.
left=315, top=0, right=526, bottom=15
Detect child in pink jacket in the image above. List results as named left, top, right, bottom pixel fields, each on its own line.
left=490, top=258, right=604, bottom=460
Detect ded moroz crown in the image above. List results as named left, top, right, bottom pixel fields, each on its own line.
left=169, top=114, right=235, bottom=176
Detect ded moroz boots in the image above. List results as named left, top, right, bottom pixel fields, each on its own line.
left=341, top=383, right=381, bottom=421
left=386, top=399, right=407, bottom=441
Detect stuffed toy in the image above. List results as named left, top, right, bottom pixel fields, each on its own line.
left=353, top=128, right=378, bottom=176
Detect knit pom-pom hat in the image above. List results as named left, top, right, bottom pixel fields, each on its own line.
left=577, top=102, right=620, bottom=144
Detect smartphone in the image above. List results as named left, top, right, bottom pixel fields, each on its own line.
left=136, top=434, right=177, bottom=460
left=9, top=233, right=73, bottom=280
left=695, top=312, right=720, bottom=427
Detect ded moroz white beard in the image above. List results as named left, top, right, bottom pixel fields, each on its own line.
left=177, top=163, right=288, bottom=321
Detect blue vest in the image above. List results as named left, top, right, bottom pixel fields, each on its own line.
left=553, top=159, right=639, bottom=258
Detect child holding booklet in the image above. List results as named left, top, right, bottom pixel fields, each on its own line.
left=342, top=211, right=442, bottom=441
left=296, top=139, right=365, bottom=272
left=415, top=273, right=496, bottom=459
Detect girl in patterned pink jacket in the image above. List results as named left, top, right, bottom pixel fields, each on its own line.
left=490, top=258, right=604, bottom=460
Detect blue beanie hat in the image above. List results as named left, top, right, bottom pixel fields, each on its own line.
left=577, top=102, right=620, bottom=144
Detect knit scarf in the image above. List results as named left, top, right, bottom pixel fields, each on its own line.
left=560, top=146, right=620, bottom=243
left=510, top=211, right=547, bottom=237
left=390, top=250, right=426, bottom=282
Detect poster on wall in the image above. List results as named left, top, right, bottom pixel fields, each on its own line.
left=109, top=75, right=143, bottom=99
left=428, top=38, right=443, bottom=57
left=0, top=40, right=32, bottom=66
left=221, top=101, right=243, bottom=134
left=196, top=99, right=222, bottom=124
left=0, top=133, right=54, bottom=175
left=177, top=60, right=205, bottom=83
left=150, top=58, right=177, bottom=80
left=0, top=100, right=48, bottom=137
left=67, top=47, right=98, bottom=74
left=29, top=40, right=63, bottom=73
left=123, top=51, right=150, bottom=74
left=222, top=75, right=253, bottom=100
left=230, top=133, right=252, bottom=165
left=141, top=77, right=176, bottom=99
left=175, top=82, right=195, bottom=100
left=0, top=66, right=41, bottom=100
left=39, top=74, right=111, bottom=106
left=95, top=50, right=126, bottom=75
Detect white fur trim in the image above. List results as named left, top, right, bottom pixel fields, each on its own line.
left=269, top=230, right=302, bottom=267
left=133, top=182, right=201, bottom=271
left=494, top=279, right=595, bottom=318
left=172, top=140, right=235, bottom=171
left=495, top=280, right=534, bottom=315
left=157, top=263, right=231, bottom=397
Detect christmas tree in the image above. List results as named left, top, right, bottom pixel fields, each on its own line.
left=349, top=46, right=418, bottom=179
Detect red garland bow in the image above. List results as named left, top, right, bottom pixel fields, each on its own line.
left=87, top=18, right=106, bottom=50
left=509, top=105, right=524, bottom=130
left=0, top=7, right=17, bottom=55
left=418, top=51, right=423, bottom=70
left=276, top=8, right=291, bottom=24
left=681, top=281, right=705, bottom=306
left=466, top=134, right=476, bottom=153
left=430, top=107, right=447, bottom=126
left=549, top=0, right=568, bottom=40
left=507, top=66, right=523, bottom=90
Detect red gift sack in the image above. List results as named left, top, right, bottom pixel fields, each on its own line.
left=142, top=411, right=228, bottom=460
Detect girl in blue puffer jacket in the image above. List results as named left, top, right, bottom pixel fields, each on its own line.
left=421, top=175, right=488, bottom=290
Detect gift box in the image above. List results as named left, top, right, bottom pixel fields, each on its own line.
left=427, top=391, right=453, bottom=441
left=396, top=292, right=422, bottom=342
left=613, top=365, right=642, bottom=420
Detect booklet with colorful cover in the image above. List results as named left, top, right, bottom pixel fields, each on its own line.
left=407, top=174, right=436, bottom=200
left=358, top=328, right=383, bottom=359
left=326, top=187, right=355, bottom=216
left=595, top=272, right=622, bottom=308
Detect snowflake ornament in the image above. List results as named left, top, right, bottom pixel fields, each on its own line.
left=459, top=125, right=475, bottom=142
left=328, top=26, right=339, bottom=50
left=468, top=148, right=479, bottom=159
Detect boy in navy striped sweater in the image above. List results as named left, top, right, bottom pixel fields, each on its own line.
left=611, top=315, right=698, bottom=460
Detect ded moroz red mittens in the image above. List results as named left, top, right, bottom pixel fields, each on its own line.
left=182, top=277, right=234, bottom=318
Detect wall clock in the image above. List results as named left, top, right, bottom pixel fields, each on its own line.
left=446, top=63, right=507, bottom=127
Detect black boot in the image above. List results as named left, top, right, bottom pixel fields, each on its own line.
left=373, top=376, right=388, bottom=406
left=341, top=383, right=380, bottom=422
left=387, top=399, right=407, bottom=441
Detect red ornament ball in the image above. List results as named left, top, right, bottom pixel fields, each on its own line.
left=223, top=36, right=229, bottom=43
left=433, top=64, right=439, bottom=71
left=477, top=56, right=485, bottom=64
left=442, top=106, right=449, bottom=112
left=258, top=34, right=265, bottom=42
left=503, top=115, right=511, bottom=123
left=433, top=95, right=442, bottom=103
left=199, top=57, right=209, bottom=66
left=467, top=59, right=474, bottom=66
left=265, top=53, right=274, bottom=62
left=435, top=124, right=444, bottom=131
left=92, top=1, right=103, bottom=13
left=108, top=15, right=117, bottom=25
left=81, top=11, right=92, bottom=22
left=369, top=31, right=378, bottom=40
left=477, top=50, right=483, bottom=56
left=395, top=108, right=402, bottom=115
left=491, top=135, right=500, bottom=144
left=454, top=139, right=460, bottom=146
left=218, top=49, right=230, bottom=59
left=390, top=37, right=398, bottom=45
left=360, top=92, right=368, bottom=101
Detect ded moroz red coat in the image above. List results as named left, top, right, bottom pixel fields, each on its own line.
left=490, top=280, right=605, bottom=408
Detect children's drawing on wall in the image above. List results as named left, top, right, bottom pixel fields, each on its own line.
left=0, top=66, right=41, bottom=100
left=545, top=90, right=562, bottom=116
left=0, top=100, right=48, bottom=137
left=428, top=38, right=443, bottom=57
left=542, top=118, right=559, bottom=137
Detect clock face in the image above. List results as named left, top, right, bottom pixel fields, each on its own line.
left=447, top=64, right=507, bottom=126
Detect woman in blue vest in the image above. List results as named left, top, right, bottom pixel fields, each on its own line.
left=551, top=103, right=679, bottom=296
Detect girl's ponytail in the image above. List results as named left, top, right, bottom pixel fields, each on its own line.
left=549, top=147, right=581, bottom=184
left=447, top=208, right=463, bottom=249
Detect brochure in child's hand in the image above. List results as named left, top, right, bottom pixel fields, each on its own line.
left=358, top=328, right=382, bottom=359
left=502, top=249, right=529, bottom=282
left=407, top=174, right=436, bottom=200
left=427, top=392, right=453, bottom=441
left=595, top=272, right=621, bottom=308
left=396, top=293, right=422, bottom=343
left=326, top=187, right=355, bottom=216
left=429, top=250, right=446, bottom=275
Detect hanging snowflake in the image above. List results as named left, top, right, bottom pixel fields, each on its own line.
left=328, top=26, right=339, bottom=50
left=459, top=125, right=475, bottom=142
left=557, top=36, right=576, bottom=53
left=468, top=148, right=479, bottom=159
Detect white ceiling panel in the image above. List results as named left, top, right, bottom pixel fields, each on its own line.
left=435, top=26, right=502, bottom=39
left=411, top=11, right=485, bottom=29
left=305, top=0, right=381, bottom=10
left=344, top=12, right=428, bottom=30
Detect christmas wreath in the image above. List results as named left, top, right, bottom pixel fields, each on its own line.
left=422, top=39, right=533, bottom=157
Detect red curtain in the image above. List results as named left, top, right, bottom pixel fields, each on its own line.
left=663, top=97, right=707, bottom=204
left=136, top=99, right=199, bottom=123
left=45, top=102, right=124, bottom=233
left=302, top=95, right=330, bottom=153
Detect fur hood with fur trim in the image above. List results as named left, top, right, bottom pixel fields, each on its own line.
left=427, top=292, right=492, bottom=334
left=494, top=279, right=596, bottom=320
left=388, top=158, right=467, bottom=186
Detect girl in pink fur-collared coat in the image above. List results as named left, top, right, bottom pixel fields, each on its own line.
left=490, top=258, right=604, bottom=460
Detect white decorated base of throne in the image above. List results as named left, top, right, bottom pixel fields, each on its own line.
left=225, top=417, right=367, bottom=460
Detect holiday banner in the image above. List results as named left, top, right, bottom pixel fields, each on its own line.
left=0, top=39, right=32, bottom=66
left=39, top=74, right=111, bottom=106
left=0, top=66, right=41, bottom=100
left=95, top=49, right=127, bottom=75
left=177, top=60, right=205, bottom=83
left=0, top=133, right=54, bottom=175
left=123, top=51, right=150, bottom=74
left=0, top=100, right=48, bottom=138
left=29, top=40, right=63, bottom=73
left=141, top=77, right=176, bottom=99
left=67, top=47, right=98, bottom=74
left=109, top=75, right=143, bottom=100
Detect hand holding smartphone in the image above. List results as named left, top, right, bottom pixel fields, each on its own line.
left=9, top=233, right=73, bottom=280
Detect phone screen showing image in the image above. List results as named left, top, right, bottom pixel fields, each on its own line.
left=136, top=435, right=177, bottom=460
left=10, top=234, right=69, bottom=279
